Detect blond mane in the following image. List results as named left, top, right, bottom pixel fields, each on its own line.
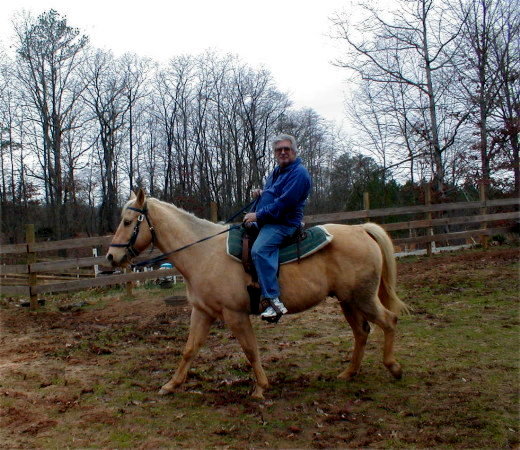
left=147, top=198, right=224, bottom=235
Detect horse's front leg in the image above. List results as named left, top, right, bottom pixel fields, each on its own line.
left=222, top=309, right=269, bottom=399
left=159, top=307, right=215, bottom=395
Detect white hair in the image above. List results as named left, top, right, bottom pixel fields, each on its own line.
left=272, top=134, right=298, bottom=153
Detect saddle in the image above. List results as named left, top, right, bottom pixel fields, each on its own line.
left=241, top=225, right=307, bottom=280
left=226, top=225, right=334, bottom=315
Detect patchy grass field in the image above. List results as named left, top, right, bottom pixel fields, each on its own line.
left=0, top=246, right=518, bottom=448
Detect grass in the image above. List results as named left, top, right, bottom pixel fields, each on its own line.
left=0, top=247, right=518, bottom=448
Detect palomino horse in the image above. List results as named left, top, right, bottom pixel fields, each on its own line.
left=107, top=189, right=408, bottom=399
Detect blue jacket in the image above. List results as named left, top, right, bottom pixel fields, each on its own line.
left=255, top=158, right=312, bottom=227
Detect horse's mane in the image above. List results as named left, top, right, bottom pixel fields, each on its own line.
left=147, top=197, right=224, bottom=233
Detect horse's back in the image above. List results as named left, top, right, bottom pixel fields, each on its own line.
left=321, top=223, right=383, bottom=263
left=278, top=223, right=383, bottom=311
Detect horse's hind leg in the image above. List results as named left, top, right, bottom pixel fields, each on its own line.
left=337, top=302, right=370, bottom=380
left=222, top=309, right=269, bottom=400
left=373, top=305, right=402, bottom=379
left=361, top=299, right=402, bottom=380
left=159, top=307, right=215, bottom=395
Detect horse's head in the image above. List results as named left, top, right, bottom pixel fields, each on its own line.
left=106, top=188, right=156, bottom=267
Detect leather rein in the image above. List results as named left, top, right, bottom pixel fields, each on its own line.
left=109, top=200, right=257, bottom=269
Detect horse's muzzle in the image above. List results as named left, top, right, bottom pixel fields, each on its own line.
left=106, top=252, right=128, bottom=267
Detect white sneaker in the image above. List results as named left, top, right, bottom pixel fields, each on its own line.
left=261, top=297, right=288, bottom=319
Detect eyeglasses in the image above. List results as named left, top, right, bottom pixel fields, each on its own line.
left=275, top=146, right=292, bottom=153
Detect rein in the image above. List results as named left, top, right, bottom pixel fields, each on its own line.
left=131, top=224, right=241, bottom=269
left=123, top=198, right=259, bottom=270
left=223, top=197, right=259, bottom=224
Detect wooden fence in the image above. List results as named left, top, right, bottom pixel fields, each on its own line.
left=305, top=196, right=519, bottom=250
left=0, top=229, right=182, bottom=308
left=1, top=191, right=518, bottom=309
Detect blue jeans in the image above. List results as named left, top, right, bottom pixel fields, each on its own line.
left=251, top=224, right=297, bottom=299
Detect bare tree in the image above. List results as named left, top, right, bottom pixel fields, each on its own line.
left=14, top=9, right=88, bottom=238
left=137, top=110, right=162, bottom=197
left=152, top=52, right=290, bottom=217
left=154, top=55, right=197, bottom=203
left=234, top=64, right=289, bottom=193
left=120, top=53, right=152, bottom=192
left=82, top=49, right=130, bottom=233
left=332, top=0, right=469, bottom=196
left=492, top=0, right=519, bottom=194
left=0, top=61, right=25, bottom=241
left=455, top=0, right=514, bottom=196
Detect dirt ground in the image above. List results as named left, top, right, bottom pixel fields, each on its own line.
left=0, top=246, right=518, bottom=448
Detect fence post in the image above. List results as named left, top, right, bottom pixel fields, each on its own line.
left=210, top=201, right=218, bottom=222
left=425, top=183, right=434, bottom=257
left=479, top=181, right=489, bottom=249
left=25, top=224, right=38, bottom=310
left=92, top=247, right=99, bottom=276
left=363, top=192, right=370, bottom=222
left=124, top=268, right=133, bottom=297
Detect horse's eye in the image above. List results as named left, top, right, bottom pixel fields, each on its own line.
left=123, top=220, right=132, bottom=227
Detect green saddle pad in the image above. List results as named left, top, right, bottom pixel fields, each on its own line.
left=226, top=225, right=333, bottom=265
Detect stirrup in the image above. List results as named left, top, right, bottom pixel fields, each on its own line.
left=261, top=311, right=283, bottom=324
left=260, top=298, right=286, bottom=323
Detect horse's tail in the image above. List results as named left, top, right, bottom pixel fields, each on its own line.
left=362, top=222, right=409, bottom=315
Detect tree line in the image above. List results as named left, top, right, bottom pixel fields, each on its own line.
left=333, top=0, right=518, bottom=200
left=0, top=1, right=517, bottom=243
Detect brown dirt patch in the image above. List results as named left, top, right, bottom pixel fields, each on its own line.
left=0, top=246, right=518, bottom=448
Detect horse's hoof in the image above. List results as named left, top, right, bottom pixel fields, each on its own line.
left=387, top=363, right=402, bottom=380
left=337, top=370, right=357, bottom=381
left=251, top=386, right=266, bottom=400
left=159, top=386, right=174, bottom=396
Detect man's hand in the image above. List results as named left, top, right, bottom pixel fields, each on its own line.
left=252, top=189, right=263, bottom=198
left=243, top=212, right=257, bottom=224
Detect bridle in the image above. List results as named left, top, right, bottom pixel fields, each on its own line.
left=109, top=197, right=259, bottom=269
left=109, top=205, right=157, bottom=258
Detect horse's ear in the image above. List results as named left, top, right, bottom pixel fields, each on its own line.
left=135, top=188, right=146, bottom=207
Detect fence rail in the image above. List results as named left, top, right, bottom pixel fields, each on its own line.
left=304, top=197, right=519, bottom=224
left=1, top=192, right=518, bottom=308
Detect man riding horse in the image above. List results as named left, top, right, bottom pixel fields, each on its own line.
left=244, top=134, right=311, bottom=321
left=107, top=138, right=407, bottom=399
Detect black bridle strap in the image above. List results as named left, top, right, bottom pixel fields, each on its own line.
left=109, top=205, right=157, bottom=257
left=136, top=207, right=157, bottom=249
left=131, top=224, right=241, bottom=269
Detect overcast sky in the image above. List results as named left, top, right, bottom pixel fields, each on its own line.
left=1, top=0, right=352, bottom=127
